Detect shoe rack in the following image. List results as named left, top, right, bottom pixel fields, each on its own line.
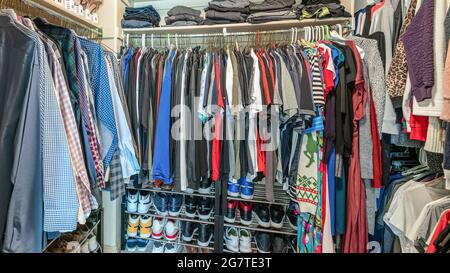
left=222, top=182, right=297, bottom=253
left=43, top=208, right=102, bottom=253
left=122, top=178, right=297, bottom=253
left=122, top=183, right=216, bottom=253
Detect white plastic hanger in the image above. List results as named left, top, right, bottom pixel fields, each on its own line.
left=141, top=34, right=146, bottom=48
left=290, top=27, right=294, bottom=44
left=151, top=34, right=154, bottom=48
left=126, top=34, right=129, bottom=48
left=175, top=33, right=178, bottom=48
left=167, top=33, right=170, bottom=46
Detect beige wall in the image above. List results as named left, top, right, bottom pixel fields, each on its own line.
left=97, top=0, right=130, bottom=53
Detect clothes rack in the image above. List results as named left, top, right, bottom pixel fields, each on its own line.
left=120, top=19, right=353, bottom=254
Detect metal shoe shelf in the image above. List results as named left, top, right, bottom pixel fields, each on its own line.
left=126, top=234, right=215, bottom=252
left=125, top=207, right=215, bottom=225
left=224, top=212, right=296, bottom=236
left=126, top=185, right=215, bottom=199
left=228, top=181, right=292, bottom=206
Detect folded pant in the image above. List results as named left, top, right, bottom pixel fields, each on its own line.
left=249, top=0, right=296, bottom=12
left=167, top=5, right=201, bottom=17
left=121, top=19, right=154, bottom=28
left=123, top=5, right=160, bottom=25
left=247, top=10, right=297, bottom=23
left=301, top=0, right=341, bottom=5
left=165, top=21, right=199, bottom=26
left=203, top=18, right=238, bottom=25
left=205, top=10, right=246, bottom=22
left=165, top=14, right=203, bottom=25
left=123, top=14, right=160, bottom=26
left=208, top=0, right=250, bottom=10
left=205, top=6, right=251, bottom=14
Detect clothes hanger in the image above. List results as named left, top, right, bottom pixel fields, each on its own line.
left=141, top=34, right=146, bottom=49
left=402, top=164, right=429, bottom=175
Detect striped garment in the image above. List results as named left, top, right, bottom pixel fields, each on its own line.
left=305, top=48, right=325, bottom=108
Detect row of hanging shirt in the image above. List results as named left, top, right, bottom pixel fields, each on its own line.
left=119, top=23, right=392, bottom=253
left=354, top=0, right=450, bottom=253
left=0, top=9, right=136, bottom=253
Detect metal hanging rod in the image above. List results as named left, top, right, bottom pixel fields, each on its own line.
left=124, top=22, right=352, bottom=40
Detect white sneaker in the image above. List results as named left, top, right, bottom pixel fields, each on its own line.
left=88, top=235, right=98, bottom=252
left=239, top=229, right=252, bottom=253
left=164, top=243, right=180, bottom=253
left=152, top=241, right=165, bottom=253
left=137, top=191, right=152, bottom=214
left=224, top=227, right=239, bottom=253
left=164, top=219, right=179, bottom=241
left=127, top=190, right=139, bottom=213
left=152, top=218, right=165, bottom=239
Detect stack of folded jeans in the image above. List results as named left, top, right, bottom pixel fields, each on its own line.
left=204, top=0, right=250, bottom=25
left=247, top=0, right=297, bottom=24
left=122, top=5, right=161, bottom=28
left=294, top=0, right=351, bottom=20
left=165, top=6, right=204, bottom=26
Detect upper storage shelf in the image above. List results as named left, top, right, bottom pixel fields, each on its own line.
left=122, top=17, right=352, bottom=35
left=32, top=0, right=99, bottom=30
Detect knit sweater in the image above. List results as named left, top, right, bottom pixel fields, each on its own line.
left=402, top=0, right=435, bottom=102
left=413, top=0, right=446, bottom=117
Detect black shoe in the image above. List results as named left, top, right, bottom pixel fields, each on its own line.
left=252, top=204, right=270, bottom=228
left=286, top=202, right=298, bottom=231
left=181, top=221, right=199, bottom=242
left=197, top=224, right=213, bottom=247
left=168, top=194, right=183, bottom=217
left=271, top=235, right=286, bottom=253
left=255, top=232, right=271, bottom=253
left=270, top=205, right=285, bottom=229
left=184, top=195, right=197, bottom=218
left=224, top=200, right=238, bottom=223
left=199, top=178, right=213, bottom=194
left=198, top=197, right=214, bottom=220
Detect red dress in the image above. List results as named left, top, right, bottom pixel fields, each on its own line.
left=343, top=41, right=368, bottom=253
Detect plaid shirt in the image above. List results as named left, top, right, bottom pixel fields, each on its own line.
left=75, top=41, right=106, bottom=189
left=35, top=19, right=99, bottom=213
left=80, top=38, right=119, bottom=176
left=108, top=151, right=126, bottom=201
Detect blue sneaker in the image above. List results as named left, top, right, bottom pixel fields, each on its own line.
left=126, top=238, right=138, bottom=252
left=137, top=238, right=149, bottom=252
left=168, top=193, right=183, bottom=217
left=228, top=180, right=240, bottom=197
left=239, top=178, right=254, bottom=200
left=153, top=192, right=169, bottom=216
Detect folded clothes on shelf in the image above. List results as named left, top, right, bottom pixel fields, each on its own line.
left=208, top=0, right=251, bottom=13
left=165, top=5, right=203, bottom=26
left=122, top=5, right=160, bottom=28
left=294, top=2, right=351, bottom=19
left=121, top=19, right=153, bottom=29
left=165, top=14, right=204, bottom=25
left=247, top=10, right=297, bottom=24
left=205, top=10, right=247, bottom=23
left=249, top=0, right=296, bottom=13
